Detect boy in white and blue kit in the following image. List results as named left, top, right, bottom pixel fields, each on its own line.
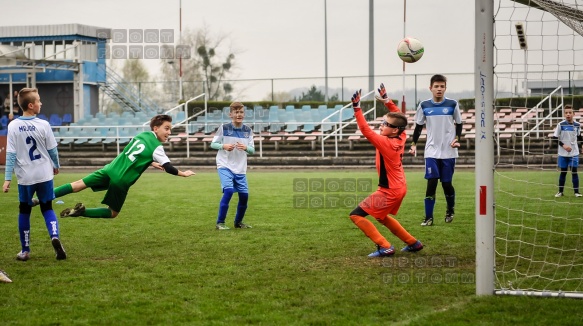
left=553, top=105, right=582, bottom=197
left=409, top=74, right=463, bottom=226
left=211, top=102, right=255, bottom=230
left=2, top=88, right=66, bottom=261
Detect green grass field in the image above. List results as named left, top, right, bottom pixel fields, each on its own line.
left=1, top=170, right=583, bottom=325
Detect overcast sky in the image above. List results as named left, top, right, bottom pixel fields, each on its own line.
left=2, top=0, right=476, bottom=77
left=2, top=0, right=485, bottom=102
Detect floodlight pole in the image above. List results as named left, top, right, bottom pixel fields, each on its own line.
left=324, top=0, right=329, bottom=103
left=401, top=0, right=407, bottom=113
left=515, top=22, right=528, bottom=99
left=368, top=0, right=374, bottom=94
left=179, top=0, right=183, bottom=102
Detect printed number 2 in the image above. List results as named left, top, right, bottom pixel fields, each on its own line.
left=26, top=136, right=41, bottom=161
left=124, top=139, right=145, bottom=162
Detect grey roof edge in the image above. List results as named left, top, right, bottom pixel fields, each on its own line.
left=0, top=24, right=110, bottom=39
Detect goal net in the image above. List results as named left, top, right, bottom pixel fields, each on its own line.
left=491, top=0, right=583, bottom=297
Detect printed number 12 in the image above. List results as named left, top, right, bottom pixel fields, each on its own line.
left=125, top=139, right=145, bottom=162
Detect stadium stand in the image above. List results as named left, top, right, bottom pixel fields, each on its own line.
left=47, top=104, right=567, bottom=171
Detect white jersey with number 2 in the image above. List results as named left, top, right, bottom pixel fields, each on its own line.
left=6, top=116, right=58, bottom=185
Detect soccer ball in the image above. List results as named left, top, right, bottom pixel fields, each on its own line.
left=397, top=37, right=424, bottom=63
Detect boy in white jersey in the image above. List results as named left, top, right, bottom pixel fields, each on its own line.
left=3, top=88, right=66, bottom=261
left=409, top=75, right=463, bottom=226
left=211, top=102, right=255, bottom=230
left=53, top=114, right=195, bottom=219
left=552, top=105, right=583, bottom=197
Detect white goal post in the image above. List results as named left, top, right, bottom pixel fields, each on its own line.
left=475, top=0, right=496, bottom=296
left=476, top=0, right=583, bottom=298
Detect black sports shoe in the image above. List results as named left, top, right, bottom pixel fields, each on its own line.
left=401, top=240, right=424, bottom=252
left=445, top=208, right=455, bottom=223
left=234, top=222, right=252, bottom=229
left=51, top=237, right=67, bottom=260
left=60, top=203, right=85, bottom=217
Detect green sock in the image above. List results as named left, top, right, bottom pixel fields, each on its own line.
left=84, top=207, right=113, bottom=218
left=54, top=183, right=73, bottom=198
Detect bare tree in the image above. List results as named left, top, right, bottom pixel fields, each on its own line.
left=158, top=26, right=238, bottom=102
left=194, top=28, right=236, bottom=101
left=122, top=59, right=150, bottom=83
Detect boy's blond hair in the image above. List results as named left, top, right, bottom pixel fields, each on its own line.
left=17, top=88, right=38, bottom=112
left=230, top=102, right=245, bottom=112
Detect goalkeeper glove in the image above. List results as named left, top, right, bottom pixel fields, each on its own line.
left=351, top=89, right=362, bottom=111
left=374, top=83, right=389, bottom=103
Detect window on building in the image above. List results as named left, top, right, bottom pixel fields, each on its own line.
left=44, top=42, right=55, bottom=60
left=55, top=41, right=64, bottom=60
left=81, top=41, right=98, bottom=62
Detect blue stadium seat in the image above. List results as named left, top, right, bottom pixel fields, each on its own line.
left=253, top=107, right=267, bottom=132
left=188, top=121, right=203, bottom=134
left=102, top=117, right=117, bottom=126
left=174, top=111, right=186, bottom=122
left=38, top=114, right=48, bottom=121
left=107, top=112, right=120, bottom=119
left=268, top=106, right=283, bottom=133
left=341, top=108, right=354, bottom=121
left=196, top=111, right=221, bottom=134
left=59, top=128, right=81, bottom=145
left=88, top=127, right=110, bottom=144
left=51, top=129, right=61, bottom=142
left=295, top=111, right=314, bottom=133
left=49, top=114, right=62, bottom=127
left=244, top=108, right=254, bottom=121
left=135, top=111, right=148, bottom=120
left=117, top=128, right=133, bottom=145
left=73, top=128, right=91, bottom=145
left=62, top=113, right=72, bottom=125
left=1, top=115, right=9, bottom=129
left=101, top=130, right=117, bottom=145
left=284, top=111, right=300, bottom=133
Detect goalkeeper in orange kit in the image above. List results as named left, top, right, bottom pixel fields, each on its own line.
left=349, top=88, right=423, bottom=257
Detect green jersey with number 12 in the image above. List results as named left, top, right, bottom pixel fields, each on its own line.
left=102, top=131, right=170, bottom=188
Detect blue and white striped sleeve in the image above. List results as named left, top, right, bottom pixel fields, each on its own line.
left=4, top=152, right=16, bottom=181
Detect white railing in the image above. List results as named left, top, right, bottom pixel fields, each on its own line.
left=520, top=86, right=564, bottom=157
left=160, top=93, right=207, bottom=158
left=321, top=90, right=377, bottom=157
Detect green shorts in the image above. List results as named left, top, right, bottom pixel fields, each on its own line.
left=82, top=168, right=129, bottom=213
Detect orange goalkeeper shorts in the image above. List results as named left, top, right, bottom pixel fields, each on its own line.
left=359, top=186, right=407, bottom=218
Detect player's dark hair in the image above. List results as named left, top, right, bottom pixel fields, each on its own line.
left=17, top=88, right=38, bottom=111
left=430, top=74, right=447, bottom=87
left=230, top=101, right=245, bottom=112
left=564, top=105, right=573, bottom=111
left=150, top=114, right=172, bottom=130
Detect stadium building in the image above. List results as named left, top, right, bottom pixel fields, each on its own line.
left=0, top=23, right=160, bottom=125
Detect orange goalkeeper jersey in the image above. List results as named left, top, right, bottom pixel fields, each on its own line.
left=354, top=109, right=406, bottom=189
